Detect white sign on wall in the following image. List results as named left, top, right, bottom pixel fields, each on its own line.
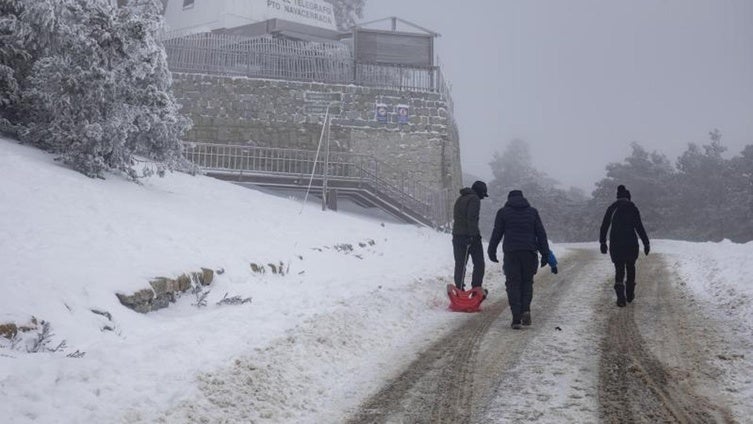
left=164, top=0, right=338, bottom=35
left=263, top=0, right=336, bottom=30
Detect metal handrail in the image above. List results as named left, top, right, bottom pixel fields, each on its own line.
left=182, top=142, right=450, bottom=226
left=162, top=33, right=447, bottom=94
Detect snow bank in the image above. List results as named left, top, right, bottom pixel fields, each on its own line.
left=660, top=239, right=753, bottom=334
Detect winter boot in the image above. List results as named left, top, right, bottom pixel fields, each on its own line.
left=511, top=321, right=522, bottom=330
left=521, top=311, right=531, bottom=326
left=614, top=284, right=627, bottom=307
left=626, top=281, right=636, bottom=303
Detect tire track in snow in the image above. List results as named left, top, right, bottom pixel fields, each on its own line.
left=476, top=249, right=607, bottom=423
left=347, top=250, right=594, bottom=423
left=598, top=253, right=737, bottom=423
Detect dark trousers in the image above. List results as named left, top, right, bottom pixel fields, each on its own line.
left=503, top=250, right=537, bottom=322
left=614, top=259, right=637, bottom=300
left=614, top=260, right=636, bottom=284
left=452, top=235, right=485, bottom=289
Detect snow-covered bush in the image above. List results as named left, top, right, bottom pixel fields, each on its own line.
left=2, top=0, right=190, bottom=179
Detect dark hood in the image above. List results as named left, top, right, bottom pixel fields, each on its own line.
left=459, top=187, right=474, bottom=196
left=505, top=194, right=530, bottom=209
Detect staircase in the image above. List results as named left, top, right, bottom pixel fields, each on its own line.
left=183, top=142, right=451, bottom=227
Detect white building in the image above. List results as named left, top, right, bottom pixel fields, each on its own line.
left=110, top=0, right=169, bottom=12
left=163, top=0, right=339, bottom=39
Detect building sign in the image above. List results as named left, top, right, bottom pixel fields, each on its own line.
left=163, top=0, right=337, bottom=37
left=305, top=104, right=341, bottom=115
left=396, top=104, right=410, bottom=124
left=264, top=0, right=336, bottom=30
left=304, top=91, right=341, bottom=116
left=375, top=103, right=389, bottom=122
left=305, top=92, right=342, bottom=102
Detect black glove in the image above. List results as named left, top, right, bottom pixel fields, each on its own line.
left=488, top=251, right=498, bottom=263
left=644, top=244, right=650, bottom=256
left=551, top=266, right=558, bottom=274
left=540, top=254, right=548, bottom=268
left=600, top=243, right=608, bottom=254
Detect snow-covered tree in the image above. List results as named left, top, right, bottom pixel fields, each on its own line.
left=0, top=0, right=30, bottom=133
left=4, top=0, right=190, bottom=179
left=111, top=0, right=191, bottom=176
left=323, top=0, right=366, bottom=30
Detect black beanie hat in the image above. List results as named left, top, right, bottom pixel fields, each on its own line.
left=616, top=185, right=629, bottom=199
left=508, top=189, right=523, bottom=199
left=471, top=181, right=488, bottom=198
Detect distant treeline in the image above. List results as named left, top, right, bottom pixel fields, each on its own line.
left=477, top=131, right=753, bottom=243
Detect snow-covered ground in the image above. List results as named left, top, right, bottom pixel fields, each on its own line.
left=1, top=137, right=752, bottom=423
left=664, top=239, right=753, bottom=332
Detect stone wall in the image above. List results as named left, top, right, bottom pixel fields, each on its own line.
left=116, top=268, right=214, bottom=313
left=171, top=73, right=463, bottom=194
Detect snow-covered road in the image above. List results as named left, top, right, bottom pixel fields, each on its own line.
left=156, top=249, right=750, bottom=423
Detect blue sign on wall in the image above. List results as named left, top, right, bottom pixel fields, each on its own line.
left=375, top=103, right=389, bottom=122
left=396, top=104, right=409, bottom=124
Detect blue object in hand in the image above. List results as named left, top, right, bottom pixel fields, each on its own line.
left=548, top=251, right=558, bottom=274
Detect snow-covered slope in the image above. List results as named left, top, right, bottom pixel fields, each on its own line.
left=0, top=138, right=459, bottom=423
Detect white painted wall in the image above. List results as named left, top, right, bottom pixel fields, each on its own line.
left=163, top=0, right=336, bottom=35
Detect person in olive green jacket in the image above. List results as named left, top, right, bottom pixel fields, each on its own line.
left=451, top=181, right=488, bottom=290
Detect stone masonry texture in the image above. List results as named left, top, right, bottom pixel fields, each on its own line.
left=171, top=73, right=463, bottom=196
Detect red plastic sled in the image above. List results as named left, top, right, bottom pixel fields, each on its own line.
left=447, top=284, right=487, bottom=312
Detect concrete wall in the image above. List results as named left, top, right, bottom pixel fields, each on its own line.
left=171, top=73, right=463, bottom=194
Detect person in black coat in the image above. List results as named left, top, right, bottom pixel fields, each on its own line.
left=487, top=190, right=554, bottom=329
left=451, top=181, right=488, bottom=290
left=599, top=185, right=650, bottom=307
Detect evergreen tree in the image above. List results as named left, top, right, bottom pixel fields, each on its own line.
left=727, top=145, right=753, bottom=241
left=483, top=139, right=541, bottom=235
left=323, top=0, right=366, bottom=30
left=485, top=139, right=588, bottom=242
left=6, top=0, right=190, bottom=178
left=674, top=130, right=730, bottom=241
left=482, top=135, right=752, bottom=243
left=0, top=0, right=31, bottom=133
left=592, top=142, right=675, bottom=238
left=114, top=0, right=191, bottom=176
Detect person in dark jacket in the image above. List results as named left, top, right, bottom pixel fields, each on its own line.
left=599, top=185, right=650, bottom=307
left=451, top=181, right=488, bottom=290
left=487, top=190, right=555, bottom=329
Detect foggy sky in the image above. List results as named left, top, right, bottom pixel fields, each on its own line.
left=363, top=0, right=753, bottom=192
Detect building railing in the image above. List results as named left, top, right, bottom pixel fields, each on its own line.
left=162, top=33, right=452, bottom=102
left=183, top=142, right=451, bottom=227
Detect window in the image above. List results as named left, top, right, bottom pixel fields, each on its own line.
left=183, top=0, right=194, bottom=9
